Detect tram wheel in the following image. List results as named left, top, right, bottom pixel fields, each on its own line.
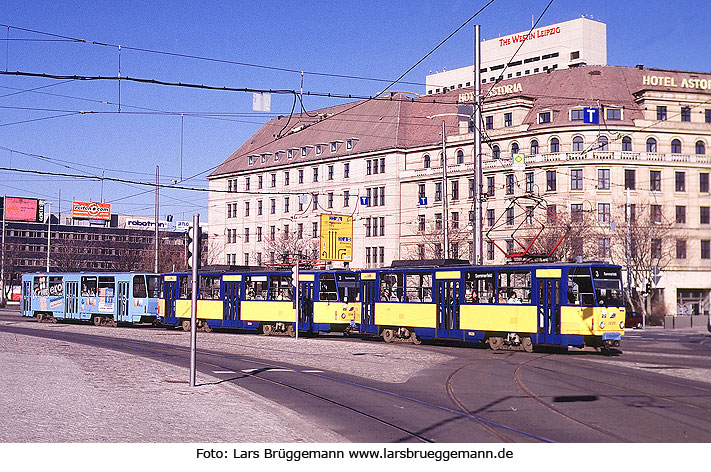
left=382, top=329, right=394, bottom=343
left=286, top=324, right=295, bottom=337
left=262, top=323, right=274, bottom=336
left=37, top=313, right=44, bottom=323
left=409, top=330, right=421, bottom=345
left=181, top=320, right=191, bottom=331
left=521, top=337, right=533, bottom=353
left=92, top=316, right=102, bottom=326
left=202, top=321, right=212, bottom=333
left=488, top=336, right=504, bottom=351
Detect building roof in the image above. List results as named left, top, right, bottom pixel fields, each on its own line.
left=210, top=65, right=711, bottom=178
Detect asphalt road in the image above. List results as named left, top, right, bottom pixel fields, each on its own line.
left=1, top=309, right=710, bottom=443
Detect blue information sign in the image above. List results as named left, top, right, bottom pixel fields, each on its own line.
left=583, top=107, right=599, bottom=124
left=419, top=197, right=428, bottom=206
left=360, top=196, right=369, bottom=206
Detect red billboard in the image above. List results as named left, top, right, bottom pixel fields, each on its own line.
left=3, top=197, right=40, bottom=222
left=72, top=201, right=111, bottom=220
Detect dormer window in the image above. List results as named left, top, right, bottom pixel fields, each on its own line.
left=301, top=147, right=308, bottom=157
left=248, top=155, right=256, bottom=165
left=261, top=153, right=269, bottom=163
left=538, top=111, right=552, bottom=124
left=287, top=149, right=294, bottom=159
left=316, top=144, right=323, bottom=155
left=346, top=139, right=353, bottom=150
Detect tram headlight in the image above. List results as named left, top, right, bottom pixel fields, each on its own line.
left=599, top=321, right=606, bottom=329
left=619, top=321, right=625, bottom=329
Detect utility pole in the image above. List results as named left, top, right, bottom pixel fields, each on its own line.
left=441, top=120, right=450, bottom=259
left=189, top=213, right=199, bottom=387
left=1, top=195, right=5, bottom=307
left=46, top=201, right=52, bottom=272
left=155, top=166, right=159, bottom=273
left=473, top=24, right=483, bottom=265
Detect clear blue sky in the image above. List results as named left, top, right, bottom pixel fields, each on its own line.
left=1, top=0, right=709, bottom=224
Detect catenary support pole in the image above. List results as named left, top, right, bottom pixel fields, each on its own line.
left=189, top=213, right=199, bottom=387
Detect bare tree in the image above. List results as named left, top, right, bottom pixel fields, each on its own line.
left=404, top=217, right=472, bottom=261
left=261, top=232, right=318, bottom=267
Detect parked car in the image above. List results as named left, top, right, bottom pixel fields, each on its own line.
left=625, top=311, right=643, bottom=329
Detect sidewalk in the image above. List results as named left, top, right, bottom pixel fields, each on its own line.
left=0, top=329, right=346, bottom=443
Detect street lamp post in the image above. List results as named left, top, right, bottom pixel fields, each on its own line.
left=46, top=201, right=52, bottom=272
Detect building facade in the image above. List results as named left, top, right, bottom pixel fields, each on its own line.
left=426, top=17, right=606, bottom=94
left=208, top=65, right=711, bottom=318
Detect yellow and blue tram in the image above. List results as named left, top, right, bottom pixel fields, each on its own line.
left=358, top=262, right=625, bottom=350
left=20, top=272, right=161, bottom=326
left=157, top=268, right=361, bottom=334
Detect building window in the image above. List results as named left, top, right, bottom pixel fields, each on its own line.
left=546, top=170, right=556, bottom=191
left=328, top=165, right=334, bottom=180
left=511, top=142, right=520, bottom=155
left=313, top=167, right=319, bottom=182
left=258, top=175, right=263, bottom=189
left=485, top=116, right=494, bottom=130
left=702, top=240, right=711, bottom=259
left=550, top=137, right=560, bottom=153
left=424, top=154, right=431, bottom=168
left=646, top=137, right=657, bottom=153
left=701, top=173, right=710, bottom=193
left=468, top=179, right=475, bottom=198
left=651, top=204, right=663, bottom=223
left=487, top=176, right=495, bottom=196
left=597, top=136, right=609, bottom=151
left=671, top=139, right=682, bottom=154
left=624, top=169, right=636, bottom=190
left=701, top=207, right=710, bottom=225
left=696, top=141, right=706, bottom=155
left=530, top=140, right=538, bottom=155
left=270, top=173, right=276, bottom=187
left=571, top=109, right=584, bottom=121
left=538, top=111, right=551, bottom=124
left=270, top=226, right=276, bottom=241
left=487, top=209, right=495, bottom=227
left=270, top=199, right=276, bottom=214
left=257, top=200, right=263, bottom=215
left=487, top=241, right=494, bottom=260
left=657, top=106, right=667, bottom=121
left=451, top=180, right=459, bottom=200
left=571, top=204, right=584, bottom=222
left=598, top=168, right=610, bottom=190
left=681, top=107, right=691, bottom=122
left=457, top=150, right=464, bottom=164
left=312, top=194, right=318, bottom=211
left=244, top=202, right=249, bottom=217
left=418, top=215, right=425, bottom=231
left=606, top=108, right=622, bottom=120
left=298, top=169, right=304, bottom=184
left=676, top=240, right=687, bottom=259
left=435, top=213, right=442, bottom=230
left=346, top=139, right=353, bottom=150
left=505, top=174, right=514, bottom=195
left=504, top=113, right=512, bottom=127
left=572, top=136, right=584, bottom=152
left=284, top=197, right=290, bottom=213
left=344, top=190, right=350, bottom=207
left=257, top=227, right=262, bottom=242
left=297, top=223, right=303, bottom=239
left=327, top=192, right=334, bottom=209
left=418, top=183, right=426, bottom=199
left=506, top=207, right=514, bottom=225
left=546, top=205, right=557, bottom=224
left=571, top=169, right=583, bottom=190
left=312, top=222, right=318, bottom=238
left=676, top=206, right=686, bottom=224
left=598, top=238, right=611, bottom=258
left=244, top=227, right=250, bottom=243
left=651, top=239, right=662, bottom=259
left=650, top=170, right=662, bottom=191
left=435, top=182, right=442, bottom=202
left=366, top=159, right=372, bottom=175
left=622, top=136, right=632, bottom=152
left=598, top=203, right=611, bottom=224
left=344, top=162, right=350, bottom=178
left=452, top=212, right=459, bottom=229
left=418, top=244, right=425, bottom=260
left=675, top=171, right=686, bottom=192
left=525, top=172, right=534, bottom=193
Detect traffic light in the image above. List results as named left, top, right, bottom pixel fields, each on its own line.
left=187, top=224, right=201, bottom=269
left=291, top=263, right=299, bottom=287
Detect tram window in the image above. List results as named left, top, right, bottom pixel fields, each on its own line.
left=200, top=275, right=221, bottom=300
left=464, top=271, right=495, bottom=303
left=245, top=275, right=269, bottom=300
left=81, top=276, right=98, bottom=297
left=319, top=273, right=339, bottom=301
left=48, top=276, right=64, bottom=296
left=568, top=267, right=594, bottom=305
left=146, top=275, right=161, bottom=298
left=405, top=273, right=432, bottom=303
left=133, top=275, right=147, bottom=298
left=498, top=271, right=531, bottom=304
left=336, top=273, right=360, bottom=302
left=592, top=267, right=624, bottom=307
left=268, top=274, right=293, bottom=301
left=380, top=273, right=404, bottom=302
left=179, top=275, right=193, bottom=299
left=33, top=276, right=48, bottom=297
left=98, top=276, right=114, bottom=298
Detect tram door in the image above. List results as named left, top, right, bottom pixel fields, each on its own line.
left=65, top=281, right=79, bottom=319
left=436, top=279, right=460, bottom=338
left=360, top=278, right=377, bottom=330
left=537, top=278, right=561, bottom=344
left=163, top=279, right=178, bottom=320
left=223, top=280, right=241, bottom=325
left=22, top=280, right=32, bottom=314
left=298, top=281, right=314, bottom=330
left=117, top=281, right=129, bottom=322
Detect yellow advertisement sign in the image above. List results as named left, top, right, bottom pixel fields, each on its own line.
left=320, top=214, right=353, bottom=262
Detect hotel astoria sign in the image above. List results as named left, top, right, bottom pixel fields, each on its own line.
left=458, top=82, right=523, bottom=103
left=643, top=75, right=711, bottom=91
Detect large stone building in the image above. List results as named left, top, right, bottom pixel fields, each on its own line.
left=208, top=64, right=711, bottom=318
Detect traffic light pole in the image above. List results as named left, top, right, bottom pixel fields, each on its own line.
left=189, top=213, right=199, bottom=387
left=293, top=259, right=299, bottom=341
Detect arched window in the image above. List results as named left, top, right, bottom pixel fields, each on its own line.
left=646, top=137, right=657, bottom=153
left=671, top=139, right=682, bottom=154
left=550, top=137, right=560, bottom=153
left=511, top=142, right=520, bottom=154
left=439, top=152, right=444, bottom=167
left=696, top=140, right=706, bottom=155
left=597, top=136, right=609, bottom=151
left=456, top=149, right=464, bottom=164
left=492, top=145, right=500, bottom=159
left=530, top=139, right=539, bottom=155
left=424, top=154, right=431, bottom=168
left=573, top=136, right=584, bottom=152
left=622, top=136, right=632, bottom=152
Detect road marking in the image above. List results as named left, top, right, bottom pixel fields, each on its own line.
left=213, top=370, right=237, bottom=374
left=239, top=368, right=324, bottom=373
left=302, top=370, right=324, bottom=373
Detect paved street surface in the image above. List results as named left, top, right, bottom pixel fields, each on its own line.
left=1, top=308, right=710, bottom=444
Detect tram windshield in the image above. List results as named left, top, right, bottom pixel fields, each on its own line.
left=336, top=273, right=359, bottom=302
left=592, top=267, right=624, bottom=307
left=146, top=275, right=161, bottom=298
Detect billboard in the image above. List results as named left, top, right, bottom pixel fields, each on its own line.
left=125, top=218, right=169, bottom=230
left=319, top=214, right=353, bottom=262
left=72, top=201, right=111, bottom=220
left=2, top=197, right=41, bottom=222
